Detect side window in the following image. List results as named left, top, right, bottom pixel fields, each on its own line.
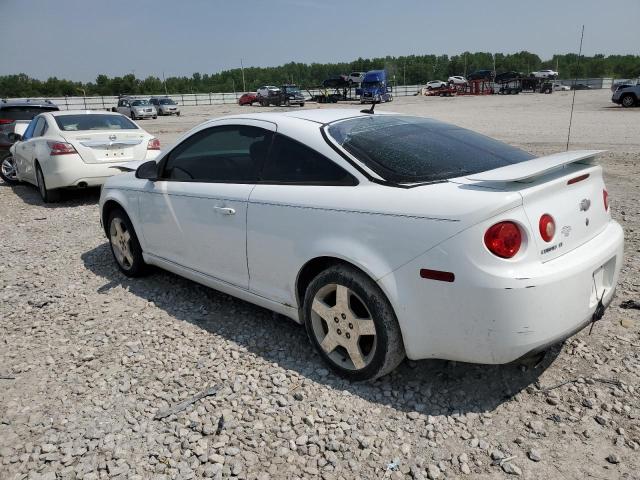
left=162, top=125, right=273, bottom=183
left=32, top=117, right=46, bottom=138
left=21, top=117, right=38, bottom=140
left=261, top=134, right=356, bottom=185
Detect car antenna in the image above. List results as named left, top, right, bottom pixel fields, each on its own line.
left=566, top=25, right=584, bottom=151
left=361, top=100, right=379, bottom=114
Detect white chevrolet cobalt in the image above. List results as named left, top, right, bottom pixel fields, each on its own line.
left=99, top=109, right=623, bottom=380
left=7, top=110, right=160, bottom=202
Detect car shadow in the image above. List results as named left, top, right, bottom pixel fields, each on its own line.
left=81, top=242, right=561, bottom=415
left=1, top=181, right=100, bottom=207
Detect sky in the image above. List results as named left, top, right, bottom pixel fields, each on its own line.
left=1, top=0, right=639, bottom=82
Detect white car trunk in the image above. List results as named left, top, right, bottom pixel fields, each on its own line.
left=62, top=130, right=148, bottom=164
left=465, top=151, right=610, bottom=262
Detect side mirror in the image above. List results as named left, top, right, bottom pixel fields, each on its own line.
left=135, top=160, right=159, bottom=181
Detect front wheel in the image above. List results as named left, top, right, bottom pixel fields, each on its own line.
left=176, top=112, right=181, bottom=116
left=130, top=111, right=136, bottom=120
left=303, top=264, right=405, bottom=381
left=1, top=154, right=19, bottom=184
left=621, top=95, right=636, bottom=108
left=299, top=102, right=305, bottom=107
left=107, top=208, right=147, bottom=277
left=35, top=164, right=61, bottom=203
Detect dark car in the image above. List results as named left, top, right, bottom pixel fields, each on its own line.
left=322, top=75, right=350, bottom=89
left=571, top=84, right=592, bottom=90
left=238, top=92, right=258, bottom=106
left=466, top=70, right=494, bottom=81
left=494, top=71, right=522, bottom=83
left=1, top=99, right=59, bottom=183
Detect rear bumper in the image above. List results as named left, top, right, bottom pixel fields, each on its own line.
left=41, top=151, right=159, bottom=189
left=380, top=220, right=624, bottom=364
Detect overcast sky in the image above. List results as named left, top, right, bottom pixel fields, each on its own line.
left=2, top=0, right=639, bottom=82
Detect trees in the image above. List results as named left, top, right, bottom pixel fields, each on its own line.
left=1, top=51, right=638, bottom=98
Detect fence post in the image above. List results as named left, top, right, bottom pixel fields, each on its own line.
left=209, top=92, right=212, bottom=105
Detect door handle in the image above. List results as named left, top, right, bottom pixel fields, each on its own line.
left=213, top=206, right=236, bottom=215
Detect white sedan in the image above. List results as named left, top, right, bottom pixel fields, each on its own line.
left=7, top=111, right=160, bottom=202
left=99, top=109, right=623, bottom=380
left=425, top=80, right=448, bottom=90
left=448, top=75, right=468, bottom=85
left=532, top=69, right=559, bottom=78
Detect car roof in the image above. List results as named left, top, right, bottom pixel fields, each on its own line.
left=218, top=108, right=397, bottom=125
left=0, top=99, right=58, bottom=109
left=48, top=110, right=125, bottom=117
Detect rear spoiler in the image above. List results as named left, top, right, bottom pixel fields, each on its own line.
left=466, top=150, right=603, bottom=183
left=109, top=160, right=145, bottom=172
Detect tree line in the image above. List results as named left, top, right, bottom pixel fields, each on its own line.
left=1, top=51, right=639, bottom=98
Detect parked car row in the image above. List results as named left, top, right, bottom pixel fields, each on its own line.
left=112, top=96, right=181, bottom=119
left=0, top=102, right=624, bottom=380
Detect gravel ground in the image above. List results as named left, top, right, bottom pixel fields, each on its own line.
left=1, top=89, right=639, bottom=480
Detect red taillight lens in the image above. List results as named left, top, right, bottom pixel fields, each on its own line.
left=484, top=221, right=522, bottom=259
left=539, top=214, right=555, bottom=242
left=47, top=141, right=77, bottom=156
left=603, top=189, right=609, bottom=211
left=147, top=138, right=160, bottom=150
left=0, top=119, right=14, bottom=125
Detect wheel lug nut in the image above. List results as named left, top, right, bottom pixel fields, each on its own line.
left=337, top=329, right=342, bottom=335
left=348, top=323, right=353, bottom=329
left=334, top=317, right=339, bottom=323
left=345, top=332, right=351, bottom=339
left=341, top=313, right=346, bottom=319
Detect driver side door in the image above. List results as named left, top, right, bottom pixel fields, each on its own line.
left=138, top=120, right=275, bottom=290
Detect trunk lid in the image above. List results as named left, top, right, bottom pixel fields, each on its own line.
left=463, top=150, right=610, bottom=262
left=61, top=130, right=148, bottom=164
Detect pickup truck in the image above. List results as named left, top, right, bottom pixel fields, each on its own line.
left=611, top=80, right=639, bottom=108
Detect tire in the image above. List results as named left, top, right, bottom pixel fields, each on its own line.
left=107, top=208, right=147, bottom=277
left=35, top=164, right=61, bottom=203
left=153, top=115, right=157, bottom=119
left=176, top=112, right=181, bottom=116
left=130, top=111, right=136, bottom=120
left=621, top=95, right=636, bottom=108
left=302, top=264, right=405, bottom=381
left=1, top=153, right=19, bottom=185
left=299, top=103, right=305, bottom=107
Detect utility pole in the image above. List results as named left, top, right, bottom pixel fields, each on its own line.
left=240, top=58, right=246, bottom=92
left=464, top=53, right=467, bottom=77
left=403, top=61, right=406, bottom=86
left=162, top=72, right=168, bottom=95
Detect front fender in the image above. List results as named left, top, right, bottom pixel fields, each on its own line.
left=100, top=187, right=144, bottom=248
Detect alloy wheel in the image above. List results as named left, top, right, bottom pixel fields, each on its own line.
left=110, top=217, right=134, bottom=270
left=1, top=156, right=17, bottom=181
left=310, top=283, right=377, bottom=370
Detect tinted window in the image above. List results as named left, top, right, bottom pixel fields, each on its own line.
left=163, top=125, right=273, bottom=183
left=33, top=118, right=46, bottom=137
left=55, top=114, right=138, bottom=131
left=262, top=134, right=355, bottom=185
left=131, top=100, right=149, bottom=106
left=326, top=115, right=534, bottom=183
left=0, top=106, right=58, bottom=120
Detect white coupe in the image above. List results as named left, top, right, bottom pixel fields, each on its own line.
left=7, top=110, right=160, bottom=202
left=99, top=109, right=623, bottom=380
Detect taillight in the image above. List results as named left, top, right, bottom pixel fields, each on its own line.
left=603, top=189, right=609, bottom=211
left=147, top=138, right=160, bottom=150
left=0, top=119, right=14, bottom=125
left=48, top=141, right=77, bottom=156
left=484, top=221, right=522, bottom=259
left=539, top=214, right=555, bottom=242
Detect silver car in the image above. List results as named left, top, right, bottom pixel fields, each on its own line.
left=115, top=97, right=157, bottom=120
left=149, top=97, right=181, bottom=116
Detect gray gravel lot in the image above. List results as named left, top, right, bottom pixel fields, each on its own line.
left=1, top=90, right=639, bottom=480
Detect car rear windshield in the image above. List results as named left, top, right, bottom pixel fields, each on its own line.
left=54, top=114, right=138, bottom=131
left=326, top=115, right=534, bottom=183
left=0, top=106, right=58, bottom=121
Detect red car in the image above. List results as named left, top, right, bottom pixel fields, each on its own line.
left=238, top=93, right=258, bottom=106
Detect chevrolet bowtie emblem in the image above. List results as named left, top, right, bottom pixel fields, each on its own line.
left=580, top=198, right=591, bottom=212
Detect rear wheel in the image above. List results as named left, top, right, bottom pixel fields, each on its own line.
left=35, top=164, right=61, bottom=203
left=130, top=111, right=137, bottom=120
left=303, top=264, right=405, bottom=381
left=621, top=94, right=636, bottom=108
left=107, top=208, right=147, bottom=277
left=0, top=154, right=19, bottom=184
